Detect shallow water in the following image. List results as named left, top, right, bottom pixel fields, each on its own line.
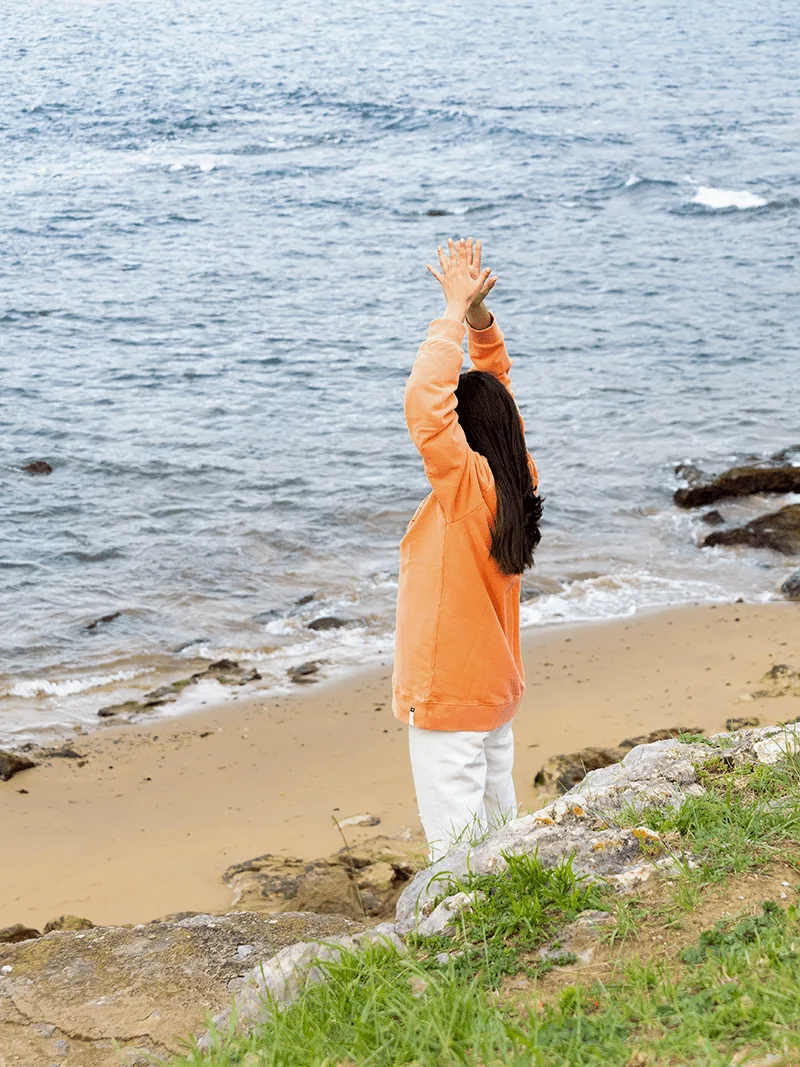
left=2, top=0, right=799, bottom=742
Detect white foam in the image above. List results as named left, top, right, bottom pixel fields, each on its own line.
left=7, top=667, right=152, bottom=699
left=624, top=173, right=641, bottom=187
left=692, top=186, right=767, bottom=210
left=519, top=572, right=738, bottom=629
left=163, top=155, right=226, bottom=173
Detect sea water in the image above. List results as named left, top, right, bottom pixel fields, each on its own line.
left=1, top=0, right=799, bottom=741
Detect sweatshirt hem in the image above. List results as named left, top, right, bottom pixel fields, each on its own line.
left=392, top=692, right=521, bottom=732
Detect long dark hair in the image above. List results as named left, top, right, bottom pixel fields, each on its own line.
left=455, top=370, right=542, bottom=575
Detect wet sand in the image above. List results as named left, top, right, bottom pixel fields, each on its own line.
left=2, top=602, right=798, bottom=930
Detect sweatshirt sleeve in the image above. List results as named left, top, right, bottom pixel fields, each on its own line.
left=404, top=318, right=475, bottom=519
left=468, top=313, right=539, bottom=492
left=467, top=312, right=513, bottom=392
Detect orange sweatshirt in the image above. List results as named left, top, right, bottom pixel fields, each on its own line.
left=392, top=313, right=539, bottom=732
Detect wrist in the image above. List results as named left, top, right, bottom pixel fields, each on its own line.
left=466, top=304, right=492, bottom=330
left=442, top=301, right=468, bottom=323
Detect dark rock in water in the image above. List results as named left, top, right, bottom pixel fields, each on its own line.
left=43, top=915, right=94, bottom=933
left=674, top=463, right=706, bottom=485
left=771, top=444, right=800, bottom=463
left=86, top=610, right=122, bottom=631
left=98, top=660, right=262, bottom=718
left=781, top=571, right=800, bottom=601
left=172, top=637, right=207, bottom=653
left=521, top=576, right=565, bottom=601
left=726, top=716, right=760, bottom=731
left=142, top=684, right=183, bottom=707
left=426, top=209, right=449, bottom=216
left=675, top=465, right=800, bottom=509
left=192, top=660, right=261, bottom=685
left=288, top=661, right=320, bottom=684
left=23, top=460, right=52, bottom=475
left=253, top=609, right=280, bottom=623
left=703, top=504, right=800, bottom=555
left=702, top=510, right=726, bottom=526
left=0, top=924, right=41, bottom=943
left=0, top=751, right=36, bottom=782
left=618, top=726, right=704, bottom=750
left=308, top=616, right=349, bottom=631
left=295, top=592, right=316, bottom=606
left=199, top=658, right=239, bottom=674
left=98, top=699, right=144, bottom=718
left=534, top=747, right=627, bottom=793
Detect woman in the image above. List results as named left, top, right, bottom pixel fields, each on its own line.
left=393, top=237, right=542, bottom=861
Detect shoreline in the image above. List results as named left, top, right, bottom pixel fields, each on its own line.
left=2, top=601, right=799, bottom=930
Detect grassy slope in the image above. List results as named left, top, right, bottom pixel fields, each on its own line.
left=171, top=745, right=800, bottom=1067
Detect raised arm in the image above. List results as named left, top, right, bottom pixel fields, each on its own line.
left=406, top=240, right=493, bottom=517
left=462, top=238, right=539, bottom=490
left=404, top=318, right=469, bottom=518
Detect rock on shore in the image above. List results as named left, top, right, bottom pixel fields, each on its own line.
left=674, top=464, right=800, bottom=509
left=781, top=571, right=800, bottom=601
left=7, top=719, right=800, bottom=1063
left=223, top=836, right=422, bottom=921
left=0, top=751, right=36, bottom=782
left=0, top=911, right=363, bottom=1067
left=702, top=504, right=800, bottom=555
left=534, top=727, right=704, bottom=793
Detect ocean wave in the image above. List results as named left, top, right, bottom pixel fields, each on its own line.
left=519, top=571, right=754, bottom=628
left=623, top=174, right=679, bottom=189
left=7, top=667, right=153, bottom=699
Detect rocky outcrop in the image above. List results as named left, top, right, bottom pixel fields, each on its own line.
left=618, top=726, right=704, bottom=749
left=396, top=723, right=800, bottom=936
left=534, top=727, right=704, bottom=792
left=9, top=724, right=800, bottom=1062
left=98, top=659, right=262, bottom=718
left=0, top=751, right=36, bottom=782
left=534, top=747, right=627, bottom=792
left=0, top=911, right=363, bottom=1067
left=781, top=571, right=800, bottom=601
left=204, top=923, right=403, bottom=1046
left=703, top=504, right=800, bottom=555
left=223, top=836, right=421, bottom=921
left=675, top=465, right=800, bottom=509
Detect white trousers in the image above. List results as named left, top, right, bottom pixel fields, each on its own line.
left=408, top=720, right=517, bottom=862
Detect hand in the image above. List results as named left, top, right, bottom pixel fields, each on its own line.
left=425, top=238, right=494, bottom=322
left=464, top=237, right=497, bottom=311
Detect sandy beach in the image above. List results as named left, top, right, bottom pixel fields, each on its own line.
left=2, top=601, right=798, bottom=931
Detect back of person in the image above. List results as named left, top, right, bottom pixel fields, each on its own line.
left=393, top=238, right=542, bottom=860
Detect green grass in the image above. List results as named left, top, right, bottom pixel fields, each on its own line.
left=173, top=902, right=800, bottom=1066
left=172, top=942, right=522, bottom=1066
left=521, top=901, right=800, bottom=1066
left=410, top=852, right=609, bottom=988
left=613, top=747, right=800, bottom=924
left=169, top=751, right=800, bottom=1067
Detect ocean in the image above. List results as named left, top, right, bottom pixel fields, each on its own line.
left=2, top=0, right=799, bottom=743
